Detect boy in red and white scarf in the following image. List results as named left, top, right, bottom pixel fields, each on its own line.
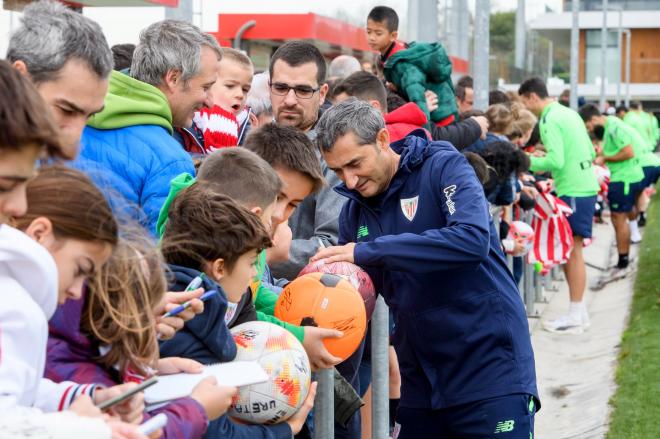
left=180, top=48, right=254, bottom=155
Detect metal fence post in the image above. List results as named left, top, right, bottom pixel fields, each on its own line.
left=524, top=256, right=535, bottom=315
left=520, top=211, right=534, bottom=315
left=371, top=296, right=390, bottom=439
left=314, top=368, right=334, bottom=439
left=473, top=0, right=490, bottom=110
left=569, top=0, right=579, bottom=110
left=534, top=270, right=543, bottom=303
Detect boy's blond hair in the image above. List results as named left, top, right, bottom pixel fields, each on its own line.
left=221, top=47, right=253, bottom=70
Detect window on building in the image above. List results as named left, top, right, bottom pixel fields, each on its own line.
left=585, top=30, right=621, bottom=85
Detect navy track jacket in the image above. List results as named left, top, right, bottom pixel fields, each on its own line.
left=335, top=132, right=539, bottom=410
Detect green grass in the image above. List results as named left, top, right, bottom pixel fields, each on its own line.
left=607, top=190, right=660, bottom=439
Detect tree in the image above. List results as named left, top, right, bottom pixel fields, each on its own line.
left=490, top=11, right=515, bottom=54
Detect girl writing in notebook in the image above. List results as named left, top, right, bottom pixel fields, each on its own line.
left=44, top=221, right=238, bottom=439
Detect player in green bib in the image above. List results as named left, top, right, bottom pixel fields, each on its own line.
left=624, top=101, right=653, bottom=147
left=580, top=104, right=645, bottom=280
left=519, top=77, right=599, bottom=335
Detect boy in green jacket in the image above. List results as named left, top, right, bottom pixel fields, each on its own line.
left=366, top=6, right=458, bottom=126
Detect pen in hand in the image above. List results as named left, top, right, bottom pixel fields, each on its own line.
left=162, top=290, right=219, bottom=318
left=156, top=274, right=207, bottom=340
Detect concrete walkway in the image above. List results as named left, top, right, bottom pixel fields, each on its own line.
left=531, top=220, right=638, bottom=439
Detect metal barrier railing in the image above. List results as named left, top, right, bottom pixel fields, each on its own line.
left=370, top=297, right=390, bottom=439
left=314, top=368, right=334, bottom=438
left=491, top=205, right=560, bottom=318
left=313, top=298, right=390, bottom=439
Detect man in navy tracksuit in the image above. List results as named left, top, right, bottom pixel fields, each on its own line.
left=312, top=99, right=539, bottom=438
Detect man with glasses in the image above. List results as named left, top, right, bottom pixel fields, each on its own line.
left=267, top=41, right=342, bottom=279
left=269, top=41, right=329, bottom=135
left=266, top=41, right=362, bottom=439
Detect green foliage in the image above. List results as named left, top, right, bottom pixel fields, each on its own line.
left=490, top=11, right=515, bottom=54
left=607, top=188, right=660, bottom=438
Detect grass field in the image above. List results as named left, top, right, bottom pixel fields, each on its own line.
left=607, top=190, right=660, bottom=438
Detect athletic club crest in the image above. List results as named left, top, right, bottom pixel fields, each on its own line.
left=400, top=196, right=419, bottom=221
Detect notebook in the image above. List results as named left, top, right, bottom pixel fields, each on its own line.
left=145, top=361, right=268, bottom=405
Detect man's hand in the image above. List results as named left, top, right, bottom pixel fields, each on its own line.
left=310, top=243, right=356, bottom=265
left=425, top=90, right=439, bottom=113
left=532, top=149, right=546, bottom=158
left=594, top=156, right=606, bottom=166
left=470, top=115, right=489, bottom=139
left=94, top=383, right=145, bottom=424
left=302, top=326, right=343, bottom=370
left=157, top=357, right=204, bottom=375
left=154, top=289, right=204, bottom=340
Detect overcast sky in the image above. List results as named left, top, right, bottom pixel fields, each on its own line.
left=205, top=0, right=563, bottom=30
left=1, top=0, right=563, bottom=55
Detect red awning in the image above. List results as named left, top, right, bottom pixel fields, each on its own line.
left=213, top=13, right=371, bottom=53
left=212, top=13, right=468, bottom=74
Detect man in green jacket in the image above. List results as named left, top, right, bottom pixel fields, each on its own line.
left=519, top=77, right=600, bottom=335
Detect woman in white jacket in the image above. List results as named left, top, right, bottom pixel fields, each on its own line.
left=0, top=224, right=102, bottom=412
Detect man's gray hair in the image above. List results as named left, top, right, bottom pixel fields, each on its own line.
left=131, top=19, right=222, bottom=86
left=316, top=98, right=385, bottom=152
left=328, top=55, right=361, bottom=80
left=246, top=72, right=271, bottom=116
left=6, top=0, right=112, bottom=84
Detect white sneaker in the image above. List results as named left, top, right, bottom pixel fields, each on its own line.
left=631, top=232, right=642, bottom=244
left=609, top=265, right=633, bottom=281
left=542, top=314, right=585, bottom=335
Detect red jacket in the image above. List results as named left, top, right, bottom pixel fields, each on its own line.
left=384, top=102, right=431, bottom=142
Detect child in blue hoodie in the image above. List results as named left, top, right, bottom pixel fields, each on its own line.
left=313, top=100, right=539, bottom=439
left=159, top=183, right=314, bottom=438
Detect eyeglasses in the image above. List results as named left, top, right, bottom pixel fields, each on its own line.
left=269, top=82, right=319, bottom=99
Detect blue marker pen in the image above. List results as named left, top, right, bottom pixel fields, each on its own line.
left=162, top=290, right=219, bottom=318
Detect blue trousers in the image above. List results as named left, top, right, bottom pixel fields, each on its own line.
left=396, top=394, right=537, bottom=439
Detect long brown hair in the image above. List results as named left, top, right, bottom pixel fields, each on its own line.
left=84, top=233, right=165, bottom=376
left=12, top=166, right=118, bottom=246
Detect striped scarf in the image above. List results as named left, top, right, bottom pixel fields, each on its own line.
left=192, top=105, right=239, bottom=153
